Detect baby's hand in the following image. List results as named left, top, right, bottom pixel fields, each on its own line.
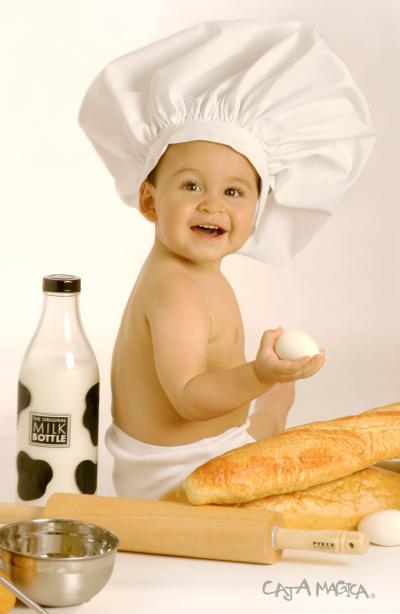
left=254, top=327, right=325, bottom=384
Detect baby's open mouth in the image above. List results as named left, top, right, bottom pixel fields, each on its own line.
left=191, top=224, right=227, bottom=238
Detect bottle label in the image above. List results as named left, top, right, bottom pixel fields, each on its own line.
left=29, top=412, right=71, bottom=447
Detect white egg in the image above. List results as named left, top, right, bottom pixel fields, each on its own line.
left=358, top=510, right=400, bottom=546
left=274, top=329, right=320, bottom=360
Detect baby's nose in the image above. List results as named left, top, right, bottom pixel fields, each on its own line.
left=197, top=197, right=224, bottom=213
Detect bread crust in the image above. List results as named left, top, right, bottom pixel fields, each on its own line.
left=182, top=403, right=400, bottom=505
left=162, top=466, right=400, bottom=530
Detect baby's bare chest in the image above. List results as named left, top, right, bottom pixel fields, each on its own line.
left=204, top=280, right=246, bottom=367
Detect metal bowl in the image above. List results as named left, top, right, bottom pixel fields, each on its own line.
left=0, top=518, right=119, bottom=607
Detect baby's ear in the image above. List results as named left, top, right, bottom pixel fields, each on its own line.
left=139, top=181, right=157, bottom=222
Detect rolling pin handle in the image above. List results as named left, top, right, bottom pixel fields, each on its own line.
left=271, top=525, right=279, bottom=550
left=274, top=527, right=369, bottom=555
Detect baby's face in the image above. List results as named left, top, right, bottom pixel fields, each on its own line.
left=139, top=140, right=260, bottom=269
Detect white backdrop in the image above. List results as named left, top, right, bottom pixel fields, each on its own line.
left=1, top=0, right=399, bottom=498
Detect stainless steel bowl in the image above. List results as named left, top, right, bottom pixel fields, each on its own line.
left=0, top=518, right=119, bottom=607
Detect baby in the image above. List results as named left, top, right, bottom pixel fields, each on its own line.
left=106, top=139, right=324, bottom=497
left=112, top=138, right=325, bottom=441
left=78, top=21, right=375, bottom=499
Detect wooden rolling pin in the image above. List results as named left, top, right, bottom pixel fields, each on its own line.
left=0, top=493, right=369, bottom=564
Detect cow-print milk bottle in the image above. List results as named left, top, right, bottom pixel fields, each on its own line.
left=16, top=274, right=99, bottom=504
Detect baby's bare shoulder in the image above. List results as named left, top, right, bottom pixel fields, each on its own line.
left=143, top=261, right=207, bottom=310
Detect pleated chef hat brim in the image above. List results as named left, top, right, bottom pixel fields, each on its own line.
left=79, top=20, right=375, bottom=265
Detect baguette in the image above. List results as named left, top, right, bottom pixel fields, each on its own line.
left=183, top=402, right=400, bottom=505
left=162, top=466, right=400, bottom=531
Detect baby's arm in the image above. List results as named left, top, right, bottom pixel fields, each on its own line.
left=146, top=276, right=324, bottom=421
left=246, top=383, right=295, bottom=440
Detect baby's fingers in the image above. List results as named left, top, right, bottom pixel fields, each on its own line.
left=296, top=352, right=325, bottom=378
left=259, top=328, right=284, bottom=356
left=279, top=355, right=312, bottom=370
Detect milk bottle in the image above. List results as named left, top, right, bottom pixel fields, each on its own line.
left=17, top=274, right=99, bottom=504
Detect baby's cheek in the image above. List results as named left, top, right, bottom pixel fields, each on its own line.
left=239, top=212, right=256, bottom=237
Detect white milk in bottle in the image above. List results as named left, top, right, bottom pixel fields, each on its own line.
left=17, top=274, right=99, bottom=505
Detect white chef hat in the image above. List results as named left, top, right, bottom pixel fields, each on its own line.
left=78, top=20, right=375, bottom=265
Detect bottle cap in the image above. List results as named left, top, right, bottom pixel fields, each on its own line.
left=43, top=274, right=81, bottom=293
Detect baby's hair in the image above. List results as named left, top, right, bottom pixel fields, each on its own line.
left=147, top=166, right=158, bottom=187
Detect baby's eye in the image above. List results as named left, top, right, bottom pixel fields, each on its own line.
left=225, top=187, right=244, bottom=197
left=182, top=181, right=200, bottom=191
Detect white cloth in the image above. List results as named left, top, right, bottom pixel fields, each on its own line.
left=79, top=20, right=375, bottom=265
left=105, top=410, right=256, bottom=500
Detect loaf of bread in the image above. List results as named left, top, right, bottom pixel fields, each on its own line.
left=162, top=466, right=400, bottom=530
left=182, top=402, right=400, bottom=505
